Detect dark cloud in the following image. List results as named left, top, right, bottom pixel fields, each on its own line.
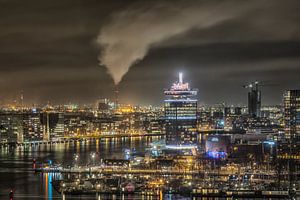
left=121, top=42, right=300, bottom=105
left=0, top=0, right=299, bottom=106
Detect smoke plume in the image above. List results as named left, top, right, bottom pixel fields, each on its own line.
left=97, top=1, right=256, bottom=85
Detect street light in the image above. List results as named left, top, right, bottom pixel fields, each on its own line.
left=91, top=152, right=96, bottom=166
left=74, top=154, right=79, bottom=163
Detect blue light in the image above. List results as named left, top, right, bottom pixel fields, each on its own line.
left=206, top=151, right=226, bottom=159
left=263, top=140, right=276, bottom=146
left=229, top=175, right=238, bottom=180
left=164, top=99, right=197, bottom=102
left=124, top=149, right=131, bottom=160
left=165, top=145, right=197, bottom=149
left=211, top=137, right=219, bottom=142
left=49, top=160, right=52, bottom=165
left=165, top=116, right=197, bottom=120
left=151, top=150, right=159, bottom=157
left=48, top=173, right=53, bottom=200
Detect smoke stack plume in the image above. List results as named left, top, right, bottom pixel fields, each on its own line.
left=114, top=85, right=119, bottom=109
left=97, top=1, right=257, bottom=85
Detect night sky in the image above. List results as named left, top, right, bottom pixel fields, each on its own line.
left=0, top=0, right=300, bottom=106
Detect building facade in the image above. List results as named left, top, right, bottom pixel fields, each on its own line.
left=283, top=90, right=300, bottom=142
left=164, top=73, right=198, bottom=148
left=40, top=112, right=64, bottom=141
left=247, top=82, right=261, bottom=118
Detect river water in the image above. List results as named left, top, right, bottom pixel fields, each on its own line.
left=0, top=136, right=164, bottom=200
left=0, top=136, right=282, bottom=200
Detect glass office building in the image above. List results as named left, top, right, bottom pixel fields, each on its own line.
left=164, top=73, right=198, bottom=148
left=284, top=90, right=300, bottom=142
left=247, top=82, right=261, bottom=118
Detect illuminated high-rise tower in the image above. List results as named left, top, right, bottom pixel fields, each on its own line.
left=164, top=73, right=198, bottom=148
left=284, top=90, right=300, bottom=142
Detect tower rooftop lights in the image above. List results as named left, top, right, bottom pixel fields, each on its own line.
left=164, top=72, right=198, bottom=148
left=164, top=72, right=197, bottom=97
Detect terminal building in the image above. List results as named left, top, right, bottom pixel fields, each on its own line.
left=164, top=73, right=198, bottom=148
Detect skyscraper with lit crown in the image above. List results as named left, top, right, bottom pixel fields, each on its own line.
left=164, top=73, right=198, bottom=148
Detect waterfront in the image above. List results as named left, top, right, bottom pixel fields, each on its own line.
left=0, top=136, right=288, bottom=200
left=0, top=136, right=161, bottom=200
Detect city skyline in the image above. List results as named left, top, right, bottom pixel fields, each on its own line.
left=0, top=72, right=298, bottom=107
left=1, top=0, right=300, bottom=106
left=1, top=1, right=300, bottom=198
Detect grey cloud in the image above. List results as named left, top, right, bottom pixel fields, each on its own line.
left=97, top=0, right=300, bottom=85
left=0, top=0, right=299, bottom=105
left=97, top=0, right=258, bottom=85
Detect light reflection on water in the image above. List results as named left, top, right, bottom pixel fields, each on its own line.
left=0, top=136, right=281, bottom=200
left=0, top=136, right=161, bottom=200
